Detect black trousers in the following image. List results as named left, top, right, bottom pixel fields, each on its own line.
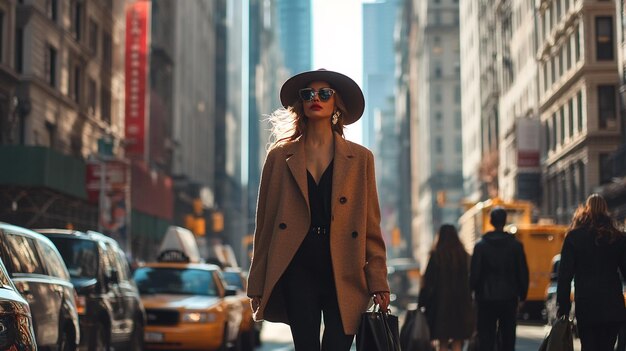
left=476, top=299, right=518, bottom=351
left=577, top=321, right=619, bottom=351
left=281, top=229, right=354, bottom=351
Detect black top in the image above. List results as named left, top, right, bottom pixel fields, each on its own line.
left=470, top=231, right=529, bottom=301
left=557, top=227, right=626, bottom=324
left=306, top=160, right=333, bottom=227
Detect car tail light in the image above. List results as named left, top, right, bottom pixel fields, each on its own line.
left=74, top=290, right=86, bottom=315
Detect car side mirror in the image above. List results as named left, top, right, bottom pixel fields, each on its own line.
left=224, top=288, right=237, bottom=297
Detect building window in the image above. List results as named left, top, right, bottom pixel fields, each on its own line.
left=569, top=165, right=577, bottom=207
left=0, top=10, right=4, bottom=64
left=102, top=32, right=112, bottom=70
left=559, top=108, right=565, bottom=145
left=435, top=137, right=443, bottom=153
left=455, top=110, right=462, bottom=128
left=454, top=85, right=461, bottom=103
left=577, top=91, right=584, bottom=132
left=596, top=17, right=614, bottom=61
left=455, top=138, right=462, bottom=153
left=597, top=85, right=616, bottom=128
left=434, top=64, right=442, bottom=78
left=15, top=28, right=23, bottom=73
left=551, top=113, right=557, bottom=151
left=575, top=26, right=581, bottom=62
left=46, top=0, right=58, bottom=21
left=435, top=112, right=442, bottom=127
left=434, top=86, right=442, bottom=104
left=599, top=153, right=611, bottom=184
left=101, top=89, right=111, bottom=124
left=577, top=161, right=585, bottom=203
left=71, top=64, right=81, bottom=103
left=45, top=121, right=56, bottom=148
left=568, top=98, right=574, bottom=138
left=45, top=45, right=57, bottom=87
left=88, top=19, right=98, bottom=54
left=72, top=0, right=82, bottom=41
left=88, top=78, right=97, bottom=115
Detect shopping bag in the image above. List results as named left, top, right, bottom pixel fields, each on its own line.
left=538, top=316, right=574, bottom=351
left=400, top=307, right=433, bottom=351
left=356, top=304, right=401, bottom=351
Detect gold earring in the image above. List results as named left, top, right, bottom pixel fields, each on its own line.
left=332, top=111, right=340, bottom=125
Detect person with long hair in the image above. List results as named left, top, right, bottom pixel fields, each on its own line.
left=246, top=69, right=390, bottom=350
left=418, top=224, right=474, bottom=351
left=557, top=193, right=626, bottom=351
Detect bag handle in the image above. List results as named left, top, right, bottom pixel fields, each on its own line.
left=371, top=302, right=400, bottom=351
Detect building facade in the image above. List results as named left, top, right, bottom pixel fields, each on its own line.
left=276, top=0, right=311, bottom=76
left=537, top=0, right=623, bottom=223
left=497, top=0, right=542, bottom=204
left=460, top=0, right=484, bottom=203
left=0, top=0, right=128, bottom=231
left=413, top=0, right=464, bottom=264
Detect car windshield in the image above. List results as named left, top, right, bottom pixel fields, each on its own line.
left=222, top=271, right=243, bottom=289
left=133, top=267, right=218, bottom=296
left=49, top=237, right=99, bottom=279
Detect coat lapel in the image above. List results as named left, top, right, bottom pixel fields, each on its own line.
left=285, top=138, right=310, bottom=211
left=332, top=132, right=354, bottom=214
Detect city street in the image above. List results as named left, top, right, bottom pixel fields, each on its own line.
left=255, top=320, right=583, bottom=351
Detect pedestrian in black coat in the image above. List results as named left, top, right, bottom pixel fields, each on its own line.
left=419, top=224, right=474, bottom=351
left=557, top=193, right=626, bottom=351
left=470, top=207, right=529, bottom=351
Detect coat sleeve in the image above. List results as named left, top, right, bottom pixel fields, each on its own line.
left=363, top=150, right=390, bottom=294
left=246, top=150, right=275, bottom=297
left=418, top=254, right=438, bottom=308
left=516, top=241, right=529, bottom=301
left=469, top=242, right=483, bottom=295
left=556, top=235, right=575, bottom=318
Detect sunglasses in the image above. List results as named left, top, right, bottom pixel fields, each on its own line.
left=299, top=88, right=336, bottom=102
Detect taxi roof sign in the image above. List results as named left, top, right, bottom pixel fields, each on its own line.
left=158, top=226, right=201, bottom=263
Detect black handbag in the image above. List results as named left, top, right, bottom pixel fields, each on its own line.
left=400, top=307, right=433, bottom=351
left=538, top=316, right=574, bottom=351
left=356, top=305, right=400, bottom=351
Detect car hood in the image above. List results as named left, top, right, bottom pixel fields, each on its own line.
left=140, top=294, right=222, bottom=310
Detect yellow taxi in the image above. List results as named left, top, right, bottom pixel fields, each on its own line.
left=133, top=250, right=242, bottom=350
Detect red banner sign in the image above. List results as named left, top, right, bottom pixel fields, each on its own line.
left=124, top=1, right=151, bottom=157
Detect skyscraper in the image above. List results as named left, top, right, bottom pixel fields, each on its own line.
left=277, top=0, right=312, bottom=75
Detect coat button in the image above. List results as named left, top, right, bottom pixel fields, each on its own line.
left=352, top=231, right=358, bottom=238
left=279, top=223, right=287, bottom=229
left=339, top=197, right=347, bottom=204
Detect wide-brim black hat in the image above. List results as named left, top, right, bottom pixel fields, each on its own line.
left=279, top=69, right=365, bottom=125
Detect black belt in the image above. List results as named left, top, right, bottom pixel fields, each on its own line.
left=309, top=225, right=329, bottom=235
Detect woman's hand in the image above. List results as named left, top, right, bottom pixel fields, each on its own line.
left=250, top=297, right=261, bottom=313
left=373, top=291, right=390, bottom=312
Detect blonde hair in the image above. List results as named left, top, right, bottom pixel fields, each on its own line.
left=266, top=90, right=350, bottom=150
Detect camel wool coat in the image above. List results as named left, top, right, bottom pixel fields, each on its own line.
left=247, top=132, right=390, bottom=335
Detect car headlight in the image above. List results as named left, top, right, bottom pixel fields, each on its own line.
left=181, top=311, right=218, bottom=323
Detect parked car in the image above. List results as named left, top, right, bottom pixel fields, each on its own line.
left=134, top=250, right=243, bottom=350
left=0, top=222, right=80, bottom=350
left=35, top=228, right=146, bottom=351
left=0, top=256, right=37, bottom=350
left=222, top=267, right=262, bottom=350
left=544, top=254, right=577, bottom=334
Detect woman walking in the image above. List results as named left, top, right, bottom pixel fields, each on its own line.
left=246, top=69, right=390, bottom=351
left=418, top=224, right=474, bottom=351
left=557, top=193, right=626, bottom=351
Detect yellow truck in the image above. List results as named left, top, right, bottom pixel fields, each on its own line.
left=458, top=198, right=568, bottom=320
